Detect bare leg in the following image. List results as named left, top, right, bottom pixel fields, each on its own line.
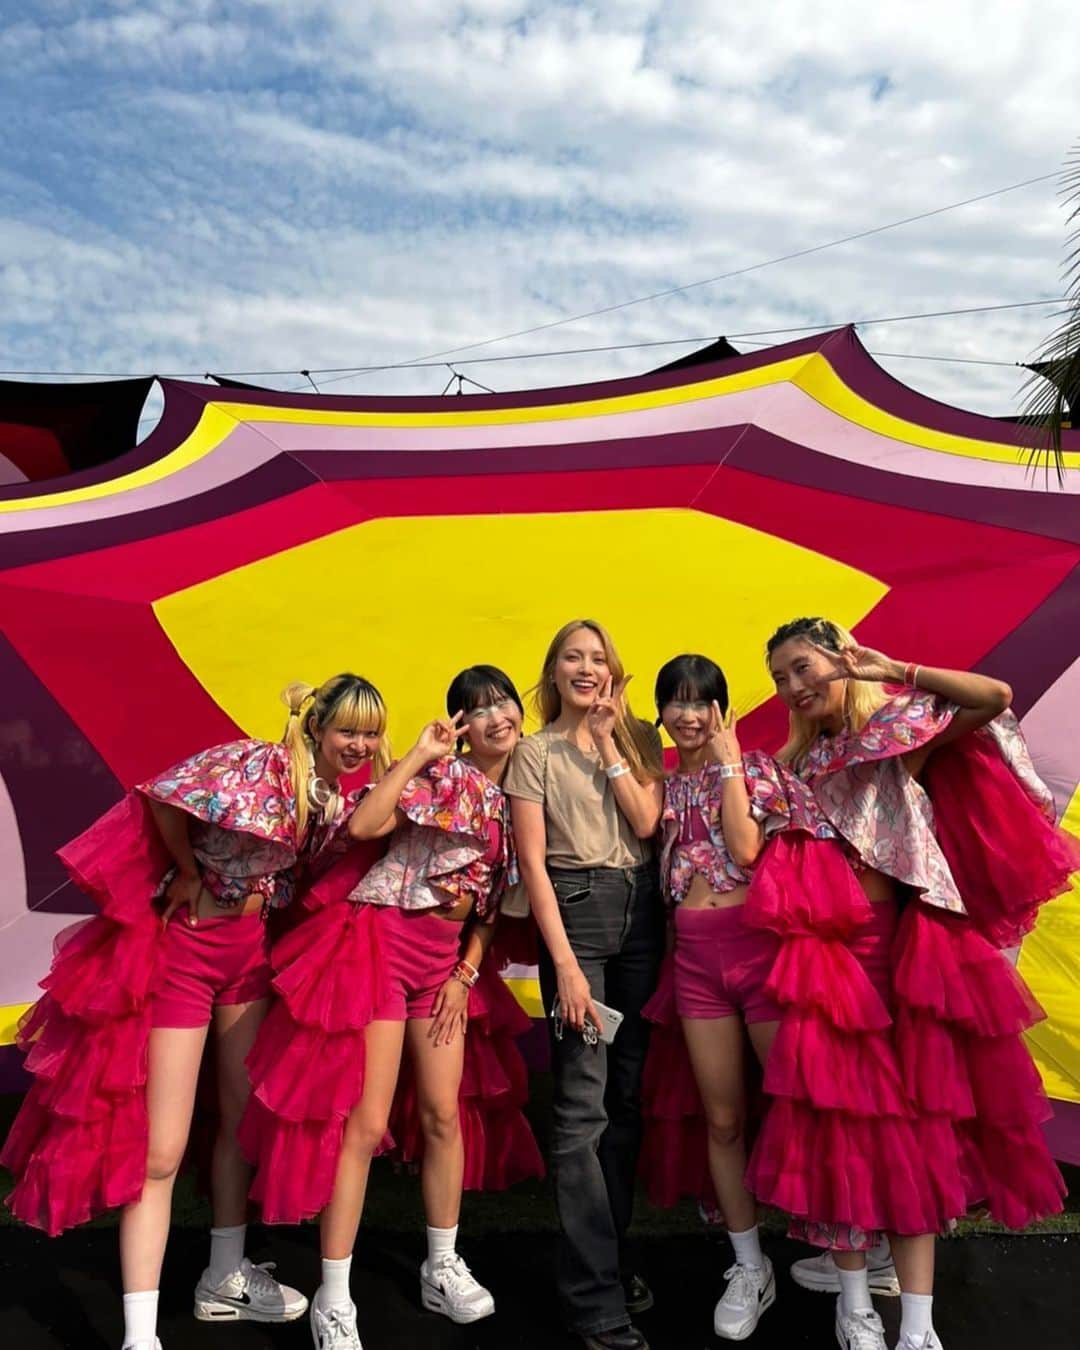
left=890, top=1233, right=935, bottom=1295
left=406, top=1017, right=466, bottom=1229
left=210, top=998, right=268, bottom=1228
left=119, top=1025, right=209, bottom=1292
left=681, top=1016, right=755, bottom=1234
left=319, top=1019, right=407, bottom=1260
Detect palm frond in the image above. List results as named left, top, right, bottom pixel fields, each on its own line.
left=1019, top=140, right=1080, bottom=484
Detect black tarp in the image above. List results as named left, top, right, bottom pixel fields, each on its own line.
left=649, top=338, right=741, bottom=373
left=0, top=376, right=154, bottom=482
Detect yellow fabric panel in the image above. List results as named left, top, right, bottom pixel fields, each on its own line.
left=503, top=978, right=545, bottom=1020
left=1019, top=781, right=1080, bottom=1104
left=152, top=507, right=887, bottom=749
left=0, top=1001, right=29, bottom=1045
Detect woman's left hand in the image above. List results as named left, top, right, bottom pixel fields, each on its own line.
left=814, top=643, right=901, bottom=685
left=429, top=975, right=470, bottom=1047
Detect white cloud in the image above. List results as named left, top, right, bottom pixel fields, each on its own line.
left=1, top=0, right=1078, bottom=416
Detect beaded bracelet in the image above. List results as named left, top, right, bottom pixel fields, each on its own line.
left=453, top=960, right=479, bottom=988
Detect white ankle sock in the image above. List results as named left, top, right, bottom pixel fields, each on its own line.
left=728, top=1225, right=763, bottom=1269
left=320, top=1255, right=353, bottom=1312
left=208, top=1223, right=246, bottom=1285
left=426, top=1223, right=458, bottom=1268
left=899, top=1292, right=934, bottom=1344
left=122, top=1289, right=159, bottom=1347
left=838, top=1265, right=874, bottom=1316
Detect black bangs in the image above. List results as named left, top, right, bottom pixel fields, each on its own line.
left=446, top=664, right=524, bottom=718
left=654, top=654, right=729, bottom=715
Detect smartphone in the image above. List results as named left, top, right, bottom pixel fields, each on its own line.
left=550, top=996, right=624, bottom=1045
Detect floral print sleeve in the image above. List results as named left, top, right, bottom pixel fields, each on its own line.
left=138, top=739, right=297, bottom=846
left=350, top=756, right=513, bottom=920
left=804, top=691, right=957, bottom=779
left=745, top=751, right=836, bottom=840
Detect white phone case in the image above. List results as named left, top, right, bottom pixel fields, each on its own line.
left=550, top=996, right=624, bottom=1044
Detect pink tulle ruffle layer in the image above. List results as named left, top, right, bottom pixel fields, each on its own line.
left=239, top=900, right=543, bottom=1224
left=892, top=901, right=1065, bottom=1230
left=925, top=737, right=1080, bottom=949
left=744, top=836, right=948, bottom=1238
left=1, top=796, right=168, bottom=1235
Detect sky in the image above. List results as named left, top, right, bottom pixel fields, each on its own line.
left=2, top=0, right=1079, bottom=425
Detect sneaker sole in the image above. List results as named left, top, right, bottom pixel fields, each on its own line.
left=194, top=1297, right=308, bottom=1323
left=420, top=1283, right=495, bottom=1324
left=790, top=1267, right=901, bottom=1297
left=714, top=1275, right=776, bottom=1341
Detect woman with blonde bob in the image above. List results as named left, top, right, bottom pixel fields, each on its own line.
left=3, top=674, right=386, bottom=1350
left=507, top=620, right=665, bottom=1350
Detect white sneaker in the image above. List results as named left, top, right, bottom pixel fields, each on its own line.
left=791, top=1244, right=901, bottom=1297
left=311, top=1297, right=363, bottom=1350
left=836, top=1304, right=889, bottom=1350
left=420, top=1253, right=495, bottom=1324
left=713, top=1258, right=776, bottom=1340
left=193, top=1257, right=308, bottom=1322
left=896, top=1332, right=944, bottom=1350
left=122, top=1342, right=162, bottom=1350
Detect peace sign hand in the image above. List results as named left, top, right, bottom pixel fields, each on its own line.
left=706, top=702, right=742, bottom=766
left=812, top=643, right=901, bottom=685
left=413, top=711, right=467, bottom=764
left=586, top=675, right=629, bottom=746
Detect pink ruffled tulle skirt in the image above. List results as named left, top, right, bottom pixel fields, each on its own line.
left=891, top=901, right=1065, bottom=1229
left=239, top=896, right=543, bottom=1224
left=744, top=836, right=952, bottom=1242
left=923, top=736, right=1080, bottom=948
left=1, top=795, right=169, bottom=1235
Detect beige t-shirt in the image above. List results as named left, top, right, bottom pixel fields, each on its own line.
left=504, top=723, right=661, bottom=869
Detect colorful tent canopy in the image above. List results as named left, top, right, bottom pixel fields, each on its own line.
left=1, top=325, right=1078, bottom=1156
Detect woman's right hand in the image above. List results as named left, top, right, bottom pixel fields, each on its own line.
left=160, top=869, right=202, bottom=926
left=555, top=957, right=601, bottom=1035
left=413, top=711, right=467, bottom=764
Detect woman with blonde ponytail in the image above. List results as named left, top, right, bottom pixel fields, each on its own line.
left=240, top=665, right=544, bottom=1350
left=2, top=673, right=386, bottom=1350
left=506, top=620, right=665, bottom=1350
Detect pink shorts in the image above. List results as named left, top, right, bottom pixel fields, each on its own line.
left=674, top=903, right=782, bottom=1023
left=151, top=907, right=272, bottom=1029
left=369, top=904, right=463, bottom=1021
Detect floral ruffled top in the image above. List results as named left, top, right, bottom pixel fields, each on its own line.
left=794, top=691, right=967, bottom=915
left=661, top=757, right=766, bottom=904
left=138, top=738, right=358, bottom=911
left=349, top=755, right=515, bottom=921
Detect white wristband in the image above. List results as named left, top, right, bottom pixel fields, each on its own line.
left=718, top=762, right=744, bottom=779
left=605, top=760, right=631, bottom=780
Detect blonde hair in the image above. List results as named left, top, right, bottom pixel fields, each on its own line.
left=281, top=673, right=390, bottom=833
left=766, top=617, right=888, bottom=767
left=534, top=619, right=664, bottom=782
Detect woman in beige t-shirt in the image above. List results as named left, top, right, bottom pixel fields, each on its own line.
left=506, top=619, right=665, bottom=1350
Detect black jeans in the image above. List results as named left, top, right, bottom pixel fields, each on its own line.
left=538, top=862, right=664, bottom=1336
